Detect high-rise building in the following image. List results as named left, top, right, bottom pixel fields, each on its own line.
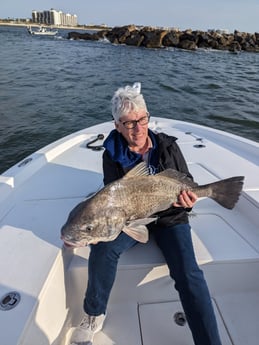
left=32, top=8, right=78, bottom=26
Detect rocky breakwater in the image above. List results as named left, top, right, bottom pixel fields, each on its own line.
left=67, top=25, right=259, bottom=53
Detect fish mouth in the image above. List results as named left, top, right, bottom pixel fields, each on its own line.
left=61, top=235, right=88, bottom=248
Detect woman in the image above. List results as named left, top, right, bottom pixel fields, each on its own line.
left=69, top=83, right=222, bottom=345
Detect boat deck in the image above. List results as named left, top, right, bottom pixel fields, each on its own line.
left=0, top=118, right=258, bottom=345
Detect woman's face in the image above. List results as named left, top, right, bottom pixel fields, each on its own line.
left=115, top=110, right=149, bottom=150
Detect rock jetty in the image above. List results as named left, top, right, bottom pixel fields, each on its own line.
left=67, top=25, right=259, bottom=53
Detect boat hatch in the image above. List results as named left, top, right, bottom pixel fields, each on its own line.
left=138, top=300, right=232, bottom=345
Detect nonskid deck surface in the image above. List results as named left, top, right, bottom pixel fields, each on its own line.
left=0, top=118, right=258, bottom=345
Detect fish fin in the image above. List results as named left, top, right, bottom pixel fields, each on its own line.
left=127, top=217, right=157, bottom=226
left=124, top=162, right=149, bottom=179
left=157, top=169, right=198, bottom=187
left=122, top=224, right=149, bottom=243
left=201, top=176, right=244, bottom=209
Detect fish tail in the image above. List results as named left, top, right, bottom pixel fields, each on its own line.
left=198, top=176, right=244, bottom=209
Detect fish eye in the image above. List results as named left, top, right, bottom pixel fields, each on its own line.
left=85, top=225, right=93, bottom=232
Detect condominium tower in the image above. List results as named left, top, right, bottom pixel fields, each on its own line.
left=32, top=8, right=78, bottom=26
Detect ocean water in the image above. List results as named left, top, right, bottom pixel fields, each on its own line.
left=0, top=25, right=259, bottom=173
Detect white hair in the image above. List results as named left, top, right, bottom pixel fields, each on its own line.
left=111, top=82, right=147, bottom=122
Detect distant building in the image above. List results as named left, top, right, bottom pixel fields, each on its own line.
left=208, top=28, right=230, bottom=35
left=32, top=8, right=78, bottom=26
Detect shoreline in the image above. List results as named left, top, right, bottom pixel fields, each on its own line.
left=0, top=22, right=108, bottom=31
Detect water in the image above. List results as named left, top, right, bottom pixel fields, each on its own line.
left=1, top=25, right=259, bottom=174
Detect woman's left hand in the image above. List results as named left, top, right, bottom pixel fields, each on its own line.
left=173, top=190, right=198, bottom=208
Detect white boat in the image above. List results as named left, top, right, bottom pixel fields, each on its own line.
left=27, top=26, right=58, bottom=36
left=0, top=117, right=258, bottom=345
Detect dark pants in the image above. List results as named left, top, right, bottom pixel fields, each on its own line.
left=84, top=223, right=222, bottom=345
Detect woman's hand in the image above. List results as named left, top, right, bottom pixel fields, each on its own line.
left=173, top=190, right=198, bottom=208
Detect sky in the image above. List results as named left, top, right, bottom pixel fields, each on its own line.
left=1, top=0, right=259, bottom=33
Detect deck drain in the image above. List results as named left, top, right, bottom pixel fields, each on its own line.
left=0, top=291, right=21, bottom=311
left=174, top=311, right=186, bottom=326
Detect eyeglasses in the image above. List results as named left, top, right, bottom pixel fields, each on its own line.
left=119, top=113, right=150, bottom=129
